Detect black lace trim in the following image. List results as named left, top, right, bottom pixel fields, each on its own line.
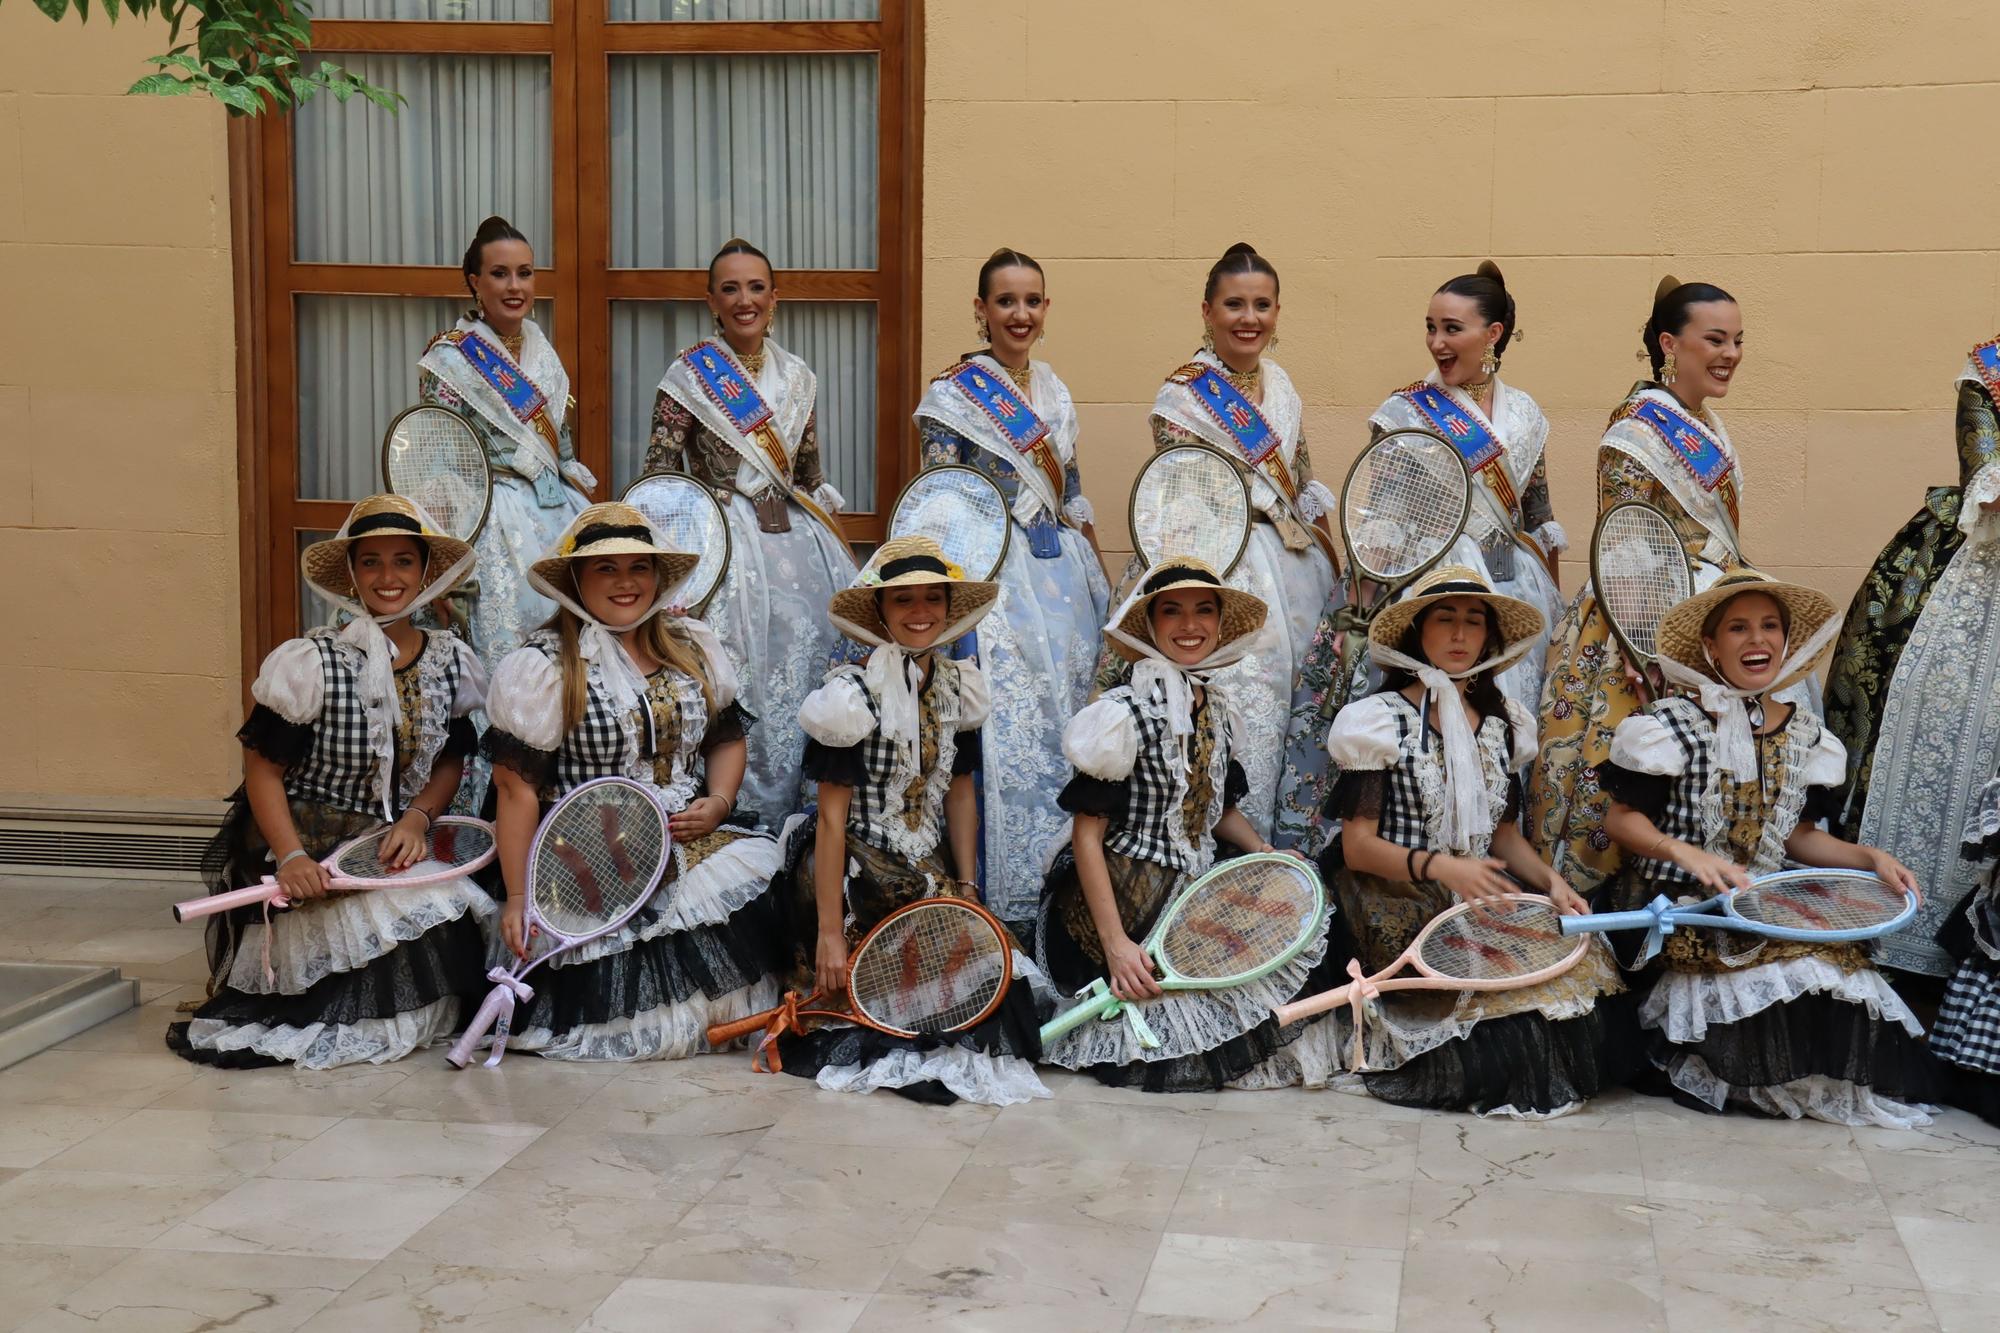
left=1057, top=773, right=1128, bottom=817
left=443, top=715, right=480, bottom=759
left=1646, top=989, right=1943, bottom=1103
left=237, top=704, right=315, bottom=768
left=1325, top=770, right=1385, bottom=822
left=700, top=700, right=756, bottom=755
left=802, top=737, right=865, bottom=787
left=1599, top=761, right=1671, bottom=820
left=953, top=727, right=984, bottom=777
left=770, top=975, right=1045, bottom=1082
left=483, top=727, right=556, bottom=787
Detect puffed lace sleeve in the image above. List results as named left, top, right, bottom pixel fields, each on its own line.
left=798, top=670, right=874, bottom=749
left=486, top=648, right=564, bottom=751
left=1503, top=698, right=1540, bottom=771
left=1801, top=726, right=1848, bottom=791
left=953, top=660, right=992, bottom=729
left=448, top=635, right=488, bottom=718
left=250, top=638, right=325, bottom=725
left=1062, top=697, right=1139, bottom=781
left=1326, top=695, right=1402, bottom=772
left=1607, top=713, right=1687, bottom=776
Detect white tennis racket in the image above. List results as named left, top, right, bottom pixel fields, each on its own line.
left=1129, top=444, right=1253, bottom=576
left=446, top=777, right=672, bottom=1068
left=1275, top=893, right=1588, bottom=1070
left=889, top=465, right=1012, bottom=581
left=381, top=405, right=492, bottom=544
left=1041, top=853, right=1326, bottom=1050
left=1590, top=500, right=1693, bottom=702
left=172, top=816, right=497, bottom=922
left=1340, top=428, right=1473, bottom=601
left=622, top=470, right=733, bottom=613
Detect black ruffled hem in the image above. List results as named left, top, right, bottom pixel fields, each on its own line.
left=700, top=700, right=755, bottom=754
left=1057, top=773, right=1128, bottom=818
left=1942, top=1063, right=2000, bottom=1129
left=237, top=704, right=315, bottom=768
left=1599, top=761, right=1670, bottom=820
left=954, top=728, right=983, bottom=776
left=509, top=886, right=787, bottom=1033
left=443, top=714, right=480, bottom=759
left=1223, top=758, right=1248, bottom=812
left=165, top=912, right=490, bottom=1067
left=1644, top=990, right=1943, bottom=1104
left=802, top=737, right=864, bottom=787
left=771, top=974, right=1044, bottom=1095
left=483, top=728, right=556, bottom=787
left=1364, top=990, right=1648, bottom=1116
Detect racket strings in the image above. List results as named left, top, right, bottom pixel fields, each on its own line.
left=386, top=412, right=486, bottom=540
left=1133, top=450, right=1249, bottom=570
left=1155, top=862, right=1317, bottom=981
left=1417, top=901, right=1576, bottom=981
left=896, top=473, right=1008, bottom=578
left=624, top=478, right=727, bottom=605
left=1593, top=508, right=1689, bottom=658
left=327, top=820, right=495, bottom=881
left=1733, top=876, right=1909, bottom=932
left=849, top=902, right=1007, bottom=1034
left=1343, top=439, right=1466, bottom=579
left=532, top=793, right=666, bottom=937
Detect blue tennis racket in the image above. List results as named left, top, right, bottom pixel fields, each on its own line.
left=1561, top=868, right=1916, bottom=963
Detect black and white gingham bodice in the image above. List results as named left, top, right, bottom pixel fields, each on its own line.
left=839, top=659, right=973, bottom=865
left=285, top=630, right=469, bottom=816
left=1099, top=679, right=1236, bottom=875
left=1339, top=692, right=1515, bottom=860
left=521, top=632, right=713, bottom=811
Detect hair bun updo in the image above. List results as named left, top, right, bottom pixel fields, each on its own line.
left=1204, top=242, right=1281, bottom=301
left=1435, top=259, right=1519, bottom=357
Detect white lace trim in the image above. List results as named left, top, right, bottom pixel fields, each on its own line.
left=508, top=975, right=781, bottom=1061
left=1661, top=1055, right=1934, bottom=1127
left=1533, top=520, right=1570, bottom=556
left=1063, top=494, right=1095, bottom=527
left=226, top=879, right=496, bottom=995
left=1639, top=955, right=1925, bottom=1042
left=1960, top=460, right=2000, bottom=539
left=184, top=996, right=461, bottom=1069
left=1040, top=915, right=1330, bottom=1071
left=545, top=833, right=782, bottom=968
left=814, top=1046, right=1051, bottom=1105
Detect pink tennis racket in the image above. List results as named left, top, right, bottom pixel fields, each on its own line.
left=1273, top=893, right=1587, bottom=1070
left=446, top=777, right=671, bottom=1069
left=171, top=816, right=498, bottom=923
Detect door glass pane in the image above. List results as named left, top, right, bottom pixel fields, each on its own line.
left=297, top=529, right=339, bottom=634
left=608, top=54, right=877, bottom=270
left=609, top=300, right=876, bottom=507
left=297, top=294, right=555, bottom=502
left=294, top=54, right=554, bottom=266
left=610, top=0, right=877, bottom=18
left=310, top=0, right=549, bottom=17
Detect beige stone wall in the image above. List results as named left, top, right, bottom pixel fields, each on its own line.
left=922, top=0, right=2000, bottom=615
left=0, top=6, right=239, bottom=800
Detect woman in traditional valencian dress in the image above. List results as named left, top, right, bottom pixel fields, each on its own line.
left=644, top=238, right=858, bottom=832
left=1126, top=243, right=1342, bottom=851
left=913, top=248, right=1111, bottom=939
left=774, top=537, right=1048, bottom=1105
left=1318, top=566, right=1628, bottom=1116
left=1042, top=561, right=1333, bottom=1093
left=418, top=216, right=595, bottom=665
left=482, top=503, right=785, bottom=1060
left=1528, top=278, right=1751, bottom=894
left=1366, top=263, right=1567, bottom=718
left=1598, top=571, right=1935, bottom=1126
left=1931, top=778, right=2000, bottom=1124
left=169, top=496, right=494, bottom=1068
left=1824, top=338, right=2000, bottom=979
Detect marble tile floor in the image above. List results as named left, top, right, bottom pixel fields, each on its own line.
left=1, top=874, right=1997, bottom=1331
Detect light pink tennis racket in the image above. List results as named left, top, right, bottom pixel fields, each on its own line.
left=446, top=777, right=671, bottom=1069
left=1273, top=893, right=1587, bottom=1070
left=171, top=816, right=498, bottom=923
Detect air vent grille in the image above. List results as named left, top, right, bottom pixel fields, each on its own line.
left=0, top=822, right=214, bottom=880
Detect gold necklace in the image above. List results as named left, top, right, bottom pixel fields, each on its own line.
left=1222, top=361, right=1261, bottom=397
left=499, top=329, right=526, bottom=360
left=1001, top=360, right=1033, bottom=393
left=737, top=343, right=767, bottom=376
left=1458, top=378, right=1491, bottom=407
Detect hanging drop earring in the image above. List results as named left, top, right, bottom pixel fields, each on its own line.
left=975, top=315, right=991, bottom=344
left=712, top=311, right=725, bottom=337
left=1267, top=330, right=1280, bottom=353
left=766, top=302, right=778, bottom=341
left=1479, top=345, right=1499, bottom=376
left=1660, top=351, right=1678, bottom=386
left=1201, top=325, right=1215, bottom=352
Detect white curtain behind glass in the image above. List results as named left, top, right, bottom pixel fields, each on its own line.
left=611, top=1, right=876, bottom=18
left=294, top=53, right=553, bottom=266
left=310, top=0, right=548, bottom=18
left=609, top=300, right=876, bottom=505
left=608, top=53, right=876, bottom=269
left=297, top=295, right=554, bottom=501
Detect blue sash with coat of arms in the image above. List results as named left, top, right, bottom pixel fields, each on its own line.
left=943, top=360, right=1067, bottom=558
left=1628, top=396, right=1734, bottom=492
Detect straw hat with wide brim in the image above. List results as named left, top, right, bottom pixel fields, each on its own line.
left=302, top=493, right=474, bottom=605
left=829, top=535, right=1000, bottom=647
left=1367, top=564, right=1546, bottom=656
left=528, top=502, right=700, bottom=599
left=1656, top=568, right=1837, bottom=693
left=1109, top=557, right=1267, bottom=663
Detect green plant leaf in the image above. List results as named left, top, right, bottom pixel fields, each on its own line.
left=128, top=71, right=197, bottom=96
left=33, top=0, right=74, bottom=20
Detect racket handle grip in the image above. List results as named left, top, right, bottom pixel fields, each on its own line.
left=1273, top=983, right=1354, bottom=1027
left=446, top=986, right=510, bottom=1069
left=1559, top=910, right=1656, bottom=936
left=1037, top=986, right=1118, bottom=1046
left=706, top=1006, right=784, bottom=1048
left=173, top=880, right=283, bottom=923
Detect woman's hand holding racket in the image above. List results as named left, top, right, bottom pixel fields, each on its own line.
left=815, top=929, right=851, bottom=995
left=1666, top=843, right=1752, bottom=895
left=274, top=851, right=333, bottom=902
left=669, top=795, right=729, bottom=843
left=378, top=813, right=431, bottom=872
left=1863, top=848, right=1921, bottom=900
left=1102, top=933, right=1164, bottom=1002
left=501, top=898, right=533, bottom=962
left=1432, top=855, right=1518, bottom=908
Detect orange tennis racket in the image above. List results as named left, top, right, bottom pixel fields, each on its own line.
left=706, top=896, right=1013, bottom=1072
